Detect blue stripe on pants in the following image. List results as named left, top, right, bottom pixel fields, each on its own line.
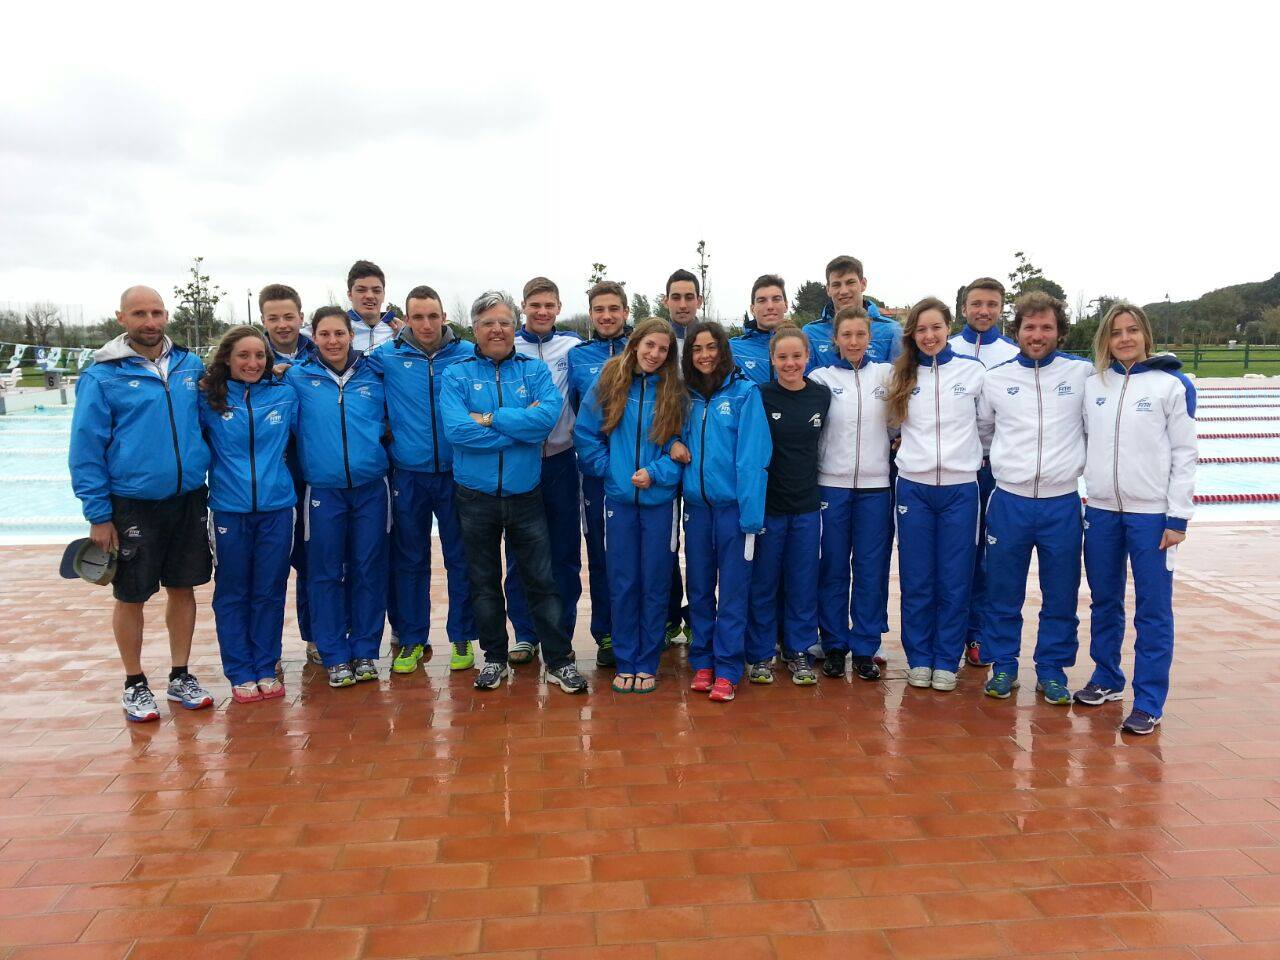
left=895, top=477, right=979, bottom=672
left=506, top=449, right=582, bottom=645
left=1083, top=506, right=1176, bottom=717
left=982, top=489, right=1082, bottom=683
left=304, top=477, right=391, bottom=667
left=684, top=501, right=752, bottom=684
left=391, top=468, right=475, bottom=648
left=747, top=511, right=819, bottom=662
left=212, top=507, right=294, bottom=685
left=605, top=498, right=677, bottom=676
left=580, top=473, right=611, bottom=640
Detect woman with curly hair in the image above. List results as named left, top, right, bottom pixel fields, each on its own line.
left=574, top=317, right=687, bottom=693
left=198, top=326, right=299, bottom=703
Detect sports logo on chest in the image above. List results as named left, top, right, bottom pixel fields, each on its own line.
left=557, top=358, right=569, bottom=371
left=717, top=400, right=732, bottom=416
left=809, top=413, right=822, bottom=428
left=872, top=386, right=887, bottom=400
left=357, top=385, right=372, bottom=398
left=221, top=410, right=234, bottom=421
left=951, top=383, right=967, bottom=396
left=1135, top=397, right=1153, bottom=412
left=770, top=412, right=781, bottom=420
left=1055, top=381, right=1073, bottom=396
left=744, top=360, right=757, bottom=369
left=1095, top=397, right=1106, bottom=406
left=1006, top=386, right=1020, bottom=396
left=831, top=386, right=844, bottom=396
left=267, top=409, right=283, bottom=425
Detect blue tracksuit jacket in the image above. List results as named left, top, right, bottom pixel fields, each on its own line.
left=285, top=352, right=389, bottom=489
left=198, top=377, right=299, bottom=514
left=683, top=370, right=773, bottom=533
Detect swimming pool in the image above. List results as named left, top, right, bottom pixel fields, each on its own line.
left=2, top=384, right=1279, bottom=543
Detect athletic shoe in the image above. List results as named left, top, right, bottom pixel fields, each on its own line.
left=690, top=668, right=713, bottom=693
left=474, top=662, right=509, bottom=690
left=547, top=663, right=587, bottom=694
left=327, top=663, right=356, bottom=687
left=352, top=659, right=378, bottom=682
left=708, top=678, right=736, bottom=702
left=666, top=622, right=689, bottom=645
left=748, top=660, right=774, bottom=684
left=783, top=652, right=817, bottom=686
left=166, top=674, right=213, bottom=710
left=508, top=640, right=536, bottom=665
left=1037, top=679, right=1072, bottom=706
left=931, top=670, right=958, bottom=692
left=257, top=678, right=285, bottom=700
left=906, top=667, right=933, bottom=688
left=821, top=651, right=848, bottom=679
left=232, top=682, right=262, bottom=704
left=392, top=643, right=425, bottom=674
left=873, top=654, right=888, bottom=668
left=305, top=642, right=323, bottom=666
left=965, top=640, right=992, bottom=668
left=1073, top=682, right=1124, bottom=706
left=596, top=636, right=616, bottom=668
left=449, top=641, right=475, bottom=671
left=1121, top=709, right=1161, bottom=735
left=852, top=655, right=881, bottom=682
left=985, top=672, right=1020, bottom=699
left=122, top=682, right=160, bottom=723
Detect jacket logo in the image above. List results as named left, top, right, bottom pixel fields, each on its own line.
left=606, top=510, right=614, bottom=518
left=682, top=512, right=690, bottom=522
left=819, top=501, right=828, bottom=510
left=745, top=360, right=757, bottom=369
left=872, top=386, right=887, bottom=399
left=770, top=412, right=781, bottom=420
left=222, top=411, right=234, bottom=420
left=910, top=387, right=920, bottom=396
left=818, top=343, right=830, bottom=352
left=516, top=385, right=528, bottom=397
left=831, top=386, right=844, bottom=395
left=809, top=414, right=822, bottom=428
left=1055, top=382, right=1073, bottom=396
left=557, top=358, right=568, bottom=370
left=1135, top=397, right=1152, bottom=412
left=986, top=533, right=997, bottom=545
left=1095, top=397, right=1106, bottom=405
left=217, top=526, right=228, bottom=534
left=124, top=525, right=141, bottom=538
left=311, top=380, right=322, bottom=387
left=357, top=386, right=371, bottom=397
left=1006, top=386, right=1020, bottom=396
left=589, top=366, right=599, bottom=374
left=897, top=504, right=908, bottom=515
left=717, top=401, right=732, bottom=415
left=311, top=499, right=320, bottom=507
left=267, top=409, right=283, bottom=425
left=952, top=384, right=967, bottom=396
left=128, top=380, right=140, bottom=388
left=184, top=377, right=196, bottom=389
left=474, top=383, right=483, bottom=390
left=403, top=361, right=413, bottom=368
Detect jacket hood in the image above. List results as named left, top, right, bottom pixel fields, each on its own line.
left=396, top=324, right=457, bottom=355
left=94, top=333, right=177, bottom=363
left=1110, top=352, right=1184, bottom=375
left=587, top=326, right=630, bottom=344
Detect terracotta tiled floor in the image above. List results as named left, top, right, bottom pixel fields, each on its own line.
left=2, top=522, right=1279, bottom=958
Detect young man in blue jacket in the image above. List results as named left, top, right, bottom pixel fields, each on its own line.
left=730, top=274, right=790, bottom=384
left=805, top=255, right=903, bottom=369
left=69, top=286, right=215, bottom=722
left=440, top=290, right=587, bottom=694
left=344, top=260, right=402, bottom=354
left=368, top=285, right=478, bottom=674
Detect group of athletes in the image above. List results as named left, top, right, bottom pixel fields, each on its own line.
left=67, top=256, right=1196, bottom=735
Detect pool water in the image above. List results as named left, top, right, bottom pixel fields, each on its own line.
left=3, top=391, right=1279, bottom=544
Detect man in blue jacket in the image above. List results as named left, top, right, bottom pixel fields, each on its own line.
left=69, top=286, right=215, bottom=723
left=730, top=274, right=790, bottom=384
left=440, top=290, right=587, bottom=695
left=368, top=285, right=478, bottom=674
left=805, top=255, right=903, bottom=369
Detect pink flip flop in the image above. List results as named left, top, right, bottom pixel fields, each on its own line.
left=232, top=682, right=263, bottom=704
left=257, top=678, right=285, bottom=700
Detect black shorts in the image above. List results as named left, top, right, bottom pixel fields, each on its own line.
left=110, top=487, right=213, bottom=603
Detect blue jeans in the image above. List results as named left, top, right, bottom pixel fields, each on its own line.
left=453, top=483, right=574, bottom=670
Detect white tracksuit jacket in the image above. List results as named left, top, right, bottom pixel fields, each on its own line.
left=810, top=357, right=896, bottom=489
left=895, top=346, right=986, bottom=486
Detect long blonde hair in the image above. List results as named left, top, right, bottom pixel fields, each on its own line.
left=1093, top=301, right=1154, bottom=378
left=885, top=297, right=952, bottom=426
left=592, top=318, right=687, bottom=443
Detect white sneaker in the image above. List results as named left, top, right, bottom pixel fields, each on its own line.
left=931, top=670, right=958, bottom=692
left=122, top=683, right=160, bottom=723
left=907, top=667, right=933, bottom=688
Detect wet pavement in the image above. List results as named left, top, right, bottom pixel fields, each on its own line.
left=1, top=521, right=1278, bottom=958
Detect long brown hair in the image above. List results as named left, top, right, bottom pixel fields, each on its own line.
left=593, top=317, right=686, bottom=443
left=201, top=326, right=272, bottom=414
left=885, top=297, right=952, bottom=427
left=681, top=320, right=736, bottom=397
left=1093, top=301, right=1154, bottom=379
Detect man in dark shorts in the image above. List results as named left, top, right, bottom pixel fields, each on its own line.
left=69, top=286, right=215, bottom=721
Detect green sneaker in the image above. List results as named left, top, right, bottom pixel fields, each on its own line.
left=392, top=643, right=425, bottom=674
left=1036, top=679, right=1072, bottom=706
left=985, top=672, right=1019, bottom=699
left=449, top=641, right=476, bottom=671
left=748, top=660, right=774, bottom=684
left=596, top=636, right=616, bottom=668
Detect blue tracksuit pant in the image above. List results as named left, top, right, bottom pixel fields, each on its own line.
left=685, top=502, right=753, bottom=684
left=506, top=449, right=582, bottom=645
left=289, top=477, right=313, bottom=647
left=967, top=460, right=996, bottom=644
left=747, top=511, right=819, bottom=661
left=818, top=487, right=894, bottom=658
left=668, top=493, right=686, bottom=632
left=1083, top=507, right=1176, bottom=717
left=391, top=468, right=475, bottom=649
left=605, top=498, right=678, bottom=676
left=211, top=507, right=294, bottom=685
left=304, top=477, right=391, bottom=667
left=896, top=477, right=979, bottom=672
left=580, top=473, right=611, bottom=641
left=983, top=489, right=1082, bottom=684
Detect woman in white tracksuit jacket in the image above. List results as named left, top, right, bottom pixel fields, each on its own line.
left=885, top=297, right=986, bottom=692
left=1075, top=302, right=1197, bottom=735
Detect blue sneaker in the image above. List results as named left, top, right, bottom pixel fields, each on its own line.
left=1036, top=679, right=1072, bottom=706
left=1121, top=710, right=1161, bottom=735
left=984, top=672, right=1019, bottom=699
left=1073, top=682, right=1124, bottom=706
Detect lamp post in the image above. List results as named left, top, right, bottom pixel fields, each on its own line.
left=1164, top=292, right=1171, bottom=351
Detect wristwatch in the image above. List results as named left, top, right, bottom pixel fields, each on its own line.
left=481, top=412, right=494, bottom=427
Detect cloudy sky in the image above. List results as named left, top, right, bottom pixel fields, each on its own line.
left=2, top=1, right=1276, bottom=333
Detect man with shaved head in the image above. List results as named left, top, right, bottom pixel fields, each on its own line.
left=69, top=286, right=216, bottom=722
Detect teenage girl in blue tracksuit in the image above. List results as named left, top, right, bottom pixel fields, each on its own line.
left=1077, top=303, right=1197, bottom=735
left=573, top=318, right=686, bottom=693
left=809, top=307, right=896, bottom=682
left=285, top=307, right=391, bottom=688
left=886, top=297, right=986, bottom=693
left=199, top=327, right=299, bottom=703
left=681, top=321, right=773, bottom=702
left=745, top=326, right=829, bottom=686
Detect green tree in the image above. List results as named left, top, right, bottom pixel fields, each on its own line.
left=632, top=293, right=651, bottom=321
left=172, top=256, right=225, bottom=351
left=1006, top=251, right=1067, bottom=310
left=589, top=263, right=608, bottom=285
left=791, top=280, right=827, bottom=322
left=655, top=295, right=671, bottom=321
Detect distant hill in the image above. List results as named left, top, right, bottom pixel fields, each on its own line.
left=1144, top=271, right=1280, bottom=342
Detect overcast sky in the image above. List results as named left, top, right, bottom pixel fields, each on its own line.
left=2, top=1, right=1276, bottom=333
